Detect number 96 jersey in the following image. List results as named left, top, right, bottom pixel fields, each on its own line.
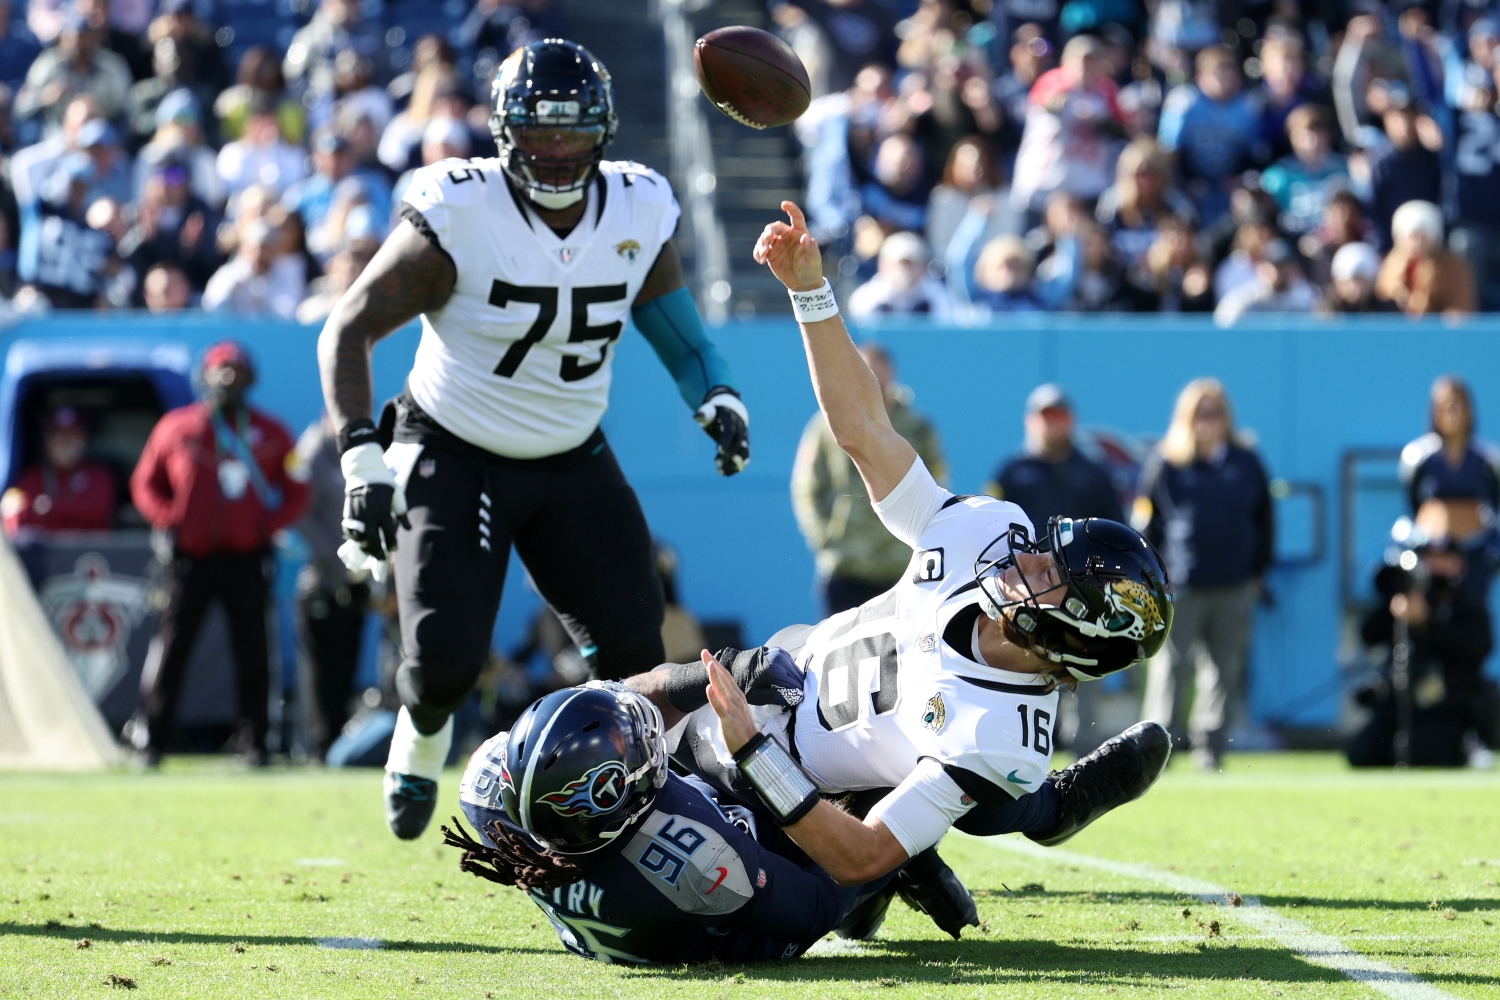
left=789, top=495, right=1060, bottom=804
left=402, top=159, right=681, bottom=459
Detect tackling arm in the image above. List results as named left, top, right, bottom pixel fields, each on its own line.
left=753, top=202, right=916, bottom=503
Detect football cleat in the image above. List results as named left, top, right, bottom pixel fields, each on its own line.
left=1027, top=720, right=1171, bottom=848
left=385, top=771, right=439, bottom=840
left=894, top=846, right=980, bottom=939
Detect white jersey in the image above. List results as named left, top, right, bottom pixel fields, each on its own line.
left=402, top=159, right=680, bottom=458
left=671, top=459, right=1060, bottom=858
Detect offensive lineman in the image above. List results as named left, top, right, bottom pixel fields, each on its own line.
left=317, top=40, right=751, bottom=840
left=624, top=200, right=1176, bottom=885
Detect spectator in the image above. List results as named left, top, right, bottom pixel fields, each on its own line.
left=377, top=63, right=468, bottom=174
left=0, top=406, right=116, bottom=536
left=926, top=135, right=1006, bottom=261
left=202, top=218, right=305, bottom=319
left=128, top=342, right=309, bottom=767
left=459, top=0, right=567, bottom=65
left=1250, top=27, right=1327, bottom=165
left=971, top=233, right=1040, bottom=311
left=1137, top=377, right=1273, bottom=768
left=284, top=130, right=391, bottom=264
left=126, top=36, right=216, bottom=144
left=295, top=242, right=371, bottom=324
left=1213, top=215, right=1277, bottom=303
left=1320, top=241, right=1392, bottom=314
left=8, top=95, right=98, bottom=213
left=142, top=260, right=193, bottom=312
left=1375, top=200, right=1476, bottom=318
left=1095, top=137, right=1197, bottom=269
left=148, top=0, right=228, bottom=94
left=990, top=24, right=1053, bottom=162
left=76, top=0, right=150, bottom=81
left=14, top=13, right=132, bottom=136
left=1213, top=238, right=1318, bottom=326
left=1010, top=34, right=1126, bottom=217
left=791, top=341, right=946, bottom=615
left=1444, top=17, right=1500, bottom=113
left=385, top=33, right=453, bottom=109
left=772, top=0, right=898, bottom=95
left=1449, top=61, right=1500, bottom=311
left=860, top=132, right=930, bottom=237
left=283, top=0, right=385, bottom=124
left=74, top=117, right=131, bottom=205
left=988, top=382, right=1123, bottom=527
left=332, top=51, right=392, bottom=134
left=117, top=154, right=220, bottom=293
left=291, top=413, right=370, bottom=763
left=392, top=116, right=472, bottom=208
left=19, top=152, right=113, bottom=308
left=132, top=89, right=225, bottom=210
left=847, top=231, right=952, bottom=321
left=1366, top=84, right=1444, bottom=252
left=1400, top=375, right=1500, bottom=522
left=1157, top=45, right=1261, bottom=221
left=216, top=99, right=307, bottom=203
left=1301, top=189, right=1369, bottom=288
left=1129, top=214, right=1214, bottom=312
left=1047, top=218, right=1146, bottom=311
left=1259, top=104, right=1349, bottom=237
left=0, top=0, right=43, bottom=93
left=215, top=46, right=306, bottom=146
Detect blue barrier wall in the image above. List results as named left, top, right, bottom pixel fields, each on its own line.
left=7, top=312, right=1500, bottom=728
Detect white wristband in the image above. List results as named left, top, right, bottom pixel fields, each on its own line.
left=788, top=279, right=839, bottom=323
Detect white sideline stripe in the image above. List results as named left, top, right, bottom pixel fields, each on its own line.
left=316, top=936, right=381, bottom=950
left=979, top=836, right=1458, bottom=1000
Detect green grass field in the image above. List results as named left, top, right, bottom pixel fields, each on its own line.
left=1, top=753, right=1496, bottom=999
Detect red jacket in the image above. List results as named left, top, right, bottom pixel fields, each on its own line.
left=1, top=460, right=117, bottom=535
left=130, top=402, right=309, bottom=558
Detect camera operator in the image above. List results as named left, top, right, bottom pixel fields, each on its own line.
left=1347, top=516, right=1500, bottom=768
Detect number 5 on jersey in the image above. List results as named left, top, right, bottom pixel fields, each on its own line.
left=489, top=281, right=628, bottom=382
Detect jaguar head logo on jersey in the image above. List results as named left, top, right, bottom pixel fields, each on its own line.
left=614, top=239, right=641, bottom=263
left=539, top=759, right=630, bottom=818
left=922, top=694, right=947, bottom=733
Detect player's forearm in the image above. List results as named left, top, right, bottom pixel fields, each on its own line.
left=623, top=669, right=686, bottom=730
left=781, top=800, right=909, bottom=886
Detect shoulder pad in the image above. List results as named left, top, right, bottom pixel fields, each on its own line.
left=624, top=810, right=754, bottom=916
left=1399, top=433, right=1442, bottom=483
left=403, top=158, right=495, bottom=208
left=601, top=160, right=674, bottom=199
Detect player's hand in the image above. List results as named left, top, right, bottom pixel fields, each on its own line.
left=340, top=442, right=408, bottom=560
left=753, top=201, right=824, bottom=293
left=720, top=646, right=805, bottom=708
left=694, top=387, right=750, bottom=476
left=705, top=651, right=758, bottom=754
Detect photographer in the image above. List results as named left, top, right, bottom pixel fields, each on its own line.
left=1348, top=518, right=1500, bottom=768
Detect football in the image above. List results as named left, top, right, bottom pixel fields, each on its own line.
left=693, top=26, right=811, bottom=129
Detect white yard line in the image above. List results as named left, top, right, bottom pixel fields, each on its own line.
left=977, top=835, right=1459, bottom=1000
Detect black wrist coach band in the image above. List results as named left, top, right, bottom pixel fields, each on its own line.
left=733, top=732, right=819, bottom=825
left=338, top=418, right=379, bottom=454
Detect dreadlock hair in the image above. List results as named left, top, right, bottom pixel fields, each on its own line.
left=440, top=816, right=589, bottom=893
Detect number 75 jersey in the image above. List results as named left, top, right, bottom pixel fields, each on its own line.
left=401, top=158, right=681, bottom=459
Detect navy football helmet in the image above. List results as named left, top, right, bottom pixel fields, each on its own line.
left=976, top=517, right=1173, bottom=680
left=490, top=39, right=617, bottom=204
left=500, top=682, right=667, bottom=855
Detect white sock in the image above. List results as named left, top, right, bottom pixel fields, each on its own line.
left=385, top=707, right=453, bottom=782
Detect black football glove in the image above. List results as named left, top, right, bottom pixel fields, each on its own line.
left=340, top=442, right=408, bottom=561
left=694, top=386, right=750, bottom=477
left=664, top=645, right=805, bottom=713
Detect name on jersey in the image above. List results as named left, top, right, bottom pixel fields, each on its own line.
left=912, top=547, right=945, bottom=583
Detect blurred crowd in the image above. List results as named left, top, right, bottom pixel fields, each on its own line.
left=779, top=0, right=1500, bottom=322
left=0, top=0, right=564, bottom=321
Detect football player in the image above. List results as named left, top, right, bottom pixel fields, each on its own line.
left=622, top=201, right=1175, bottom=886
left=446, top=682, right=979, bottom=963
left=317, top=40, right=751, bottom=840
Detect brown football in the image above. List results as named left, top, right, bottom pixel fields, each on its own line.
left=694, top=26, right=811, bottom=129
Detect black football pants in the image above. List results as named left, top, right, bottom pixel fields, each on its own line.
left=392, top=441, right=665, bottom=734
left=138, top=550, right=273, bottom=756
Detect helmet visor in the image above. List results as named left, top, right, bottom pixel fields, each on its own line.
left=505, top=124, right=607, bottom=191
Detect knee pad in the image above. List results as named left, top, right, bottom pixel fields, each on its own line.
left=590, top=631, right=667, bottom=682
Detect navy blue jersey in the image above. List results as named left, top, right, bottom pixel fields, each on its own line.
left=1454, top=110, right=1500, bottom=226
left=1400, top=432, right=1500, bottom=514
left=992, top=449, right=1124, bottom=530
left=460, top=732, right=882, bottom=965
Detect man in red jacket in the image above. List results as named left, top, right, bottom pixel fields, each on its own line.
left=1, top=406, right=116, bottom=536
left=129, top=341, right=308, bottom=766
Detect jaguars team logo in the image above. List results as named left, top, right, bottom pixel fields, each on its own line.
left=922, top=694, right=946, bottom=733
left=614, top=239, right=642, bottom=263
left=538, top=759, right=629, bottom=817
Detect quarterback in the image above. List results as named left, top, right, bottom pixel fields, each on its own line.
left=626, top=201, right=1176, bottom=886
left=318, top=40, right=750, bottom=840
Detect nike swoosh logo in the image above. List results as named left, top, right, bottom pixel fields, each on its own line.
left=706, top=867, right=729, bottom=893
left=1007, top=770, right=1032, bottom=785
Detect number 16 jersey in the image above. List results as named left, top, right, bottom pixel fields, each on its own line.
left=401, top=159, right=681, bottom=459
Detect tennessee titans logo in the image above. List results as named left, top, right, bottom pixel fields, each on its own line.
left=539, top=760, right=629, bottom=817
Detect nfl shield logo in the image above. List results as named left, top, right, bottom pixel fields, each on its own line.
left=556, top=246, right=578, bottom=264
left=418, top=458, right=436, bottom=479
